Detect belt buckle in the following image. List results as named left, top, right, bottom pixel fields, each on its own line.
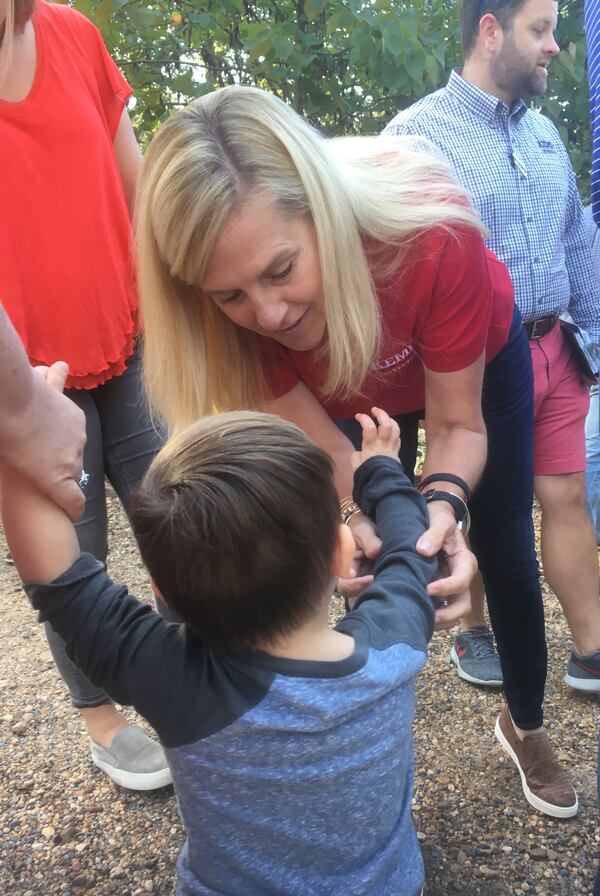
left=530, top=318, right=544, bottom=339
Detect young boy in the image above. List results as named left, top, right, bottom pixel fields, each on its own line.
left=2, top=385, right=436, bottom=896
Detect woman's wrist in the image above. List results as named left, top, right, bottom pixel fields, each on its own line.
left=418, top=472, right=471, bottom=503
left=423, top=491, right=471, bottom=534
left=340, top=495, right=363, bottom=526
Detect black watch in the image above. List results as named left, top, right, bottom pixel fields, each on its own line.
left=422, top=489, right=471, bottom=535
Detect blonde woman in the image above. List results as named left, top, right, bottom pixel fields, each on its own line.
left=137, top=86, right=576, bottom=818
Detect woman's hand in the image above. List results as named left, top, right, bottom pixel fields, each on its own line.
left=416, top=501, right=477, bottom=628
left=337, top=514, right=381, bottom=601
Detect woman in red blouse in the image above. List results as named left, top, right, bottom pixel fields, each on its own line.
left=136, top=85, right=577, bottom=818
left=0, top=0, right=170, bottom=790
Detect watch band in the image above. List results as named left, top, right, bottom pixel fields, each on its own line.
left=422, top=489, right=471, bottom=535
left=418, top=473, right=471, bottom=503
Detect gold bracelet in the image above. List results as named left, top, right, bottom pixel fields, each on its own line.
left=340, top=496, right=362, bottom=525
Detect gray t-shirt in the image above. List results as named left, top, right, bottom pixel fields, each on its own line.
left=26, top=457, right=436, bottom=896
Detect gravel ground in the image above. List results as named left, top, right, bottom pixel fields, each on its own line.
left=1, top=495, right=599, bottom=895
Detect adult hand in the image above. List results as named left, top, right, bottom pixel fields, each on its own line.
left=416, top=501, right=477, bottom=620
left=431, top=551, right=472, bottom=631
left=0, top=362, right=86, bottom=520
left=337, top=514, right=381, bottom=604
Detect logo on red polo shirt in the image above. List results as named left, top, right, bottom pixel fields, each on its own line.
left=377, top=345, right=416, bottom=374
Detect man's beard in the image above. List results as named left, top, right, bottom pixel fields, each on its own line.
left=490, top=41, right=548, bottom=101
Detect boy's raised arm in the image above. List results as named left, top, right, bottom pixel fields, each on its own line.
left=1, top=468, right=80, bottom=585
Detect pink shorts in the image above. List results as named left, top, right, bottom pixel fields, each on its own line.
left=530, top=321, right=590, bottom=475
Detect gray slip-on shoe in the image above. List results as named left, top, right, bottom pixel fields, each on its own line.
left=90, top=724, right=172, bottom=791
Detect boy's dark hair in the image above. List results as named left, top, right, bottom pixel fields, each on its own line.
left=461, top=0, right=529, bottom=56
left=131, top=411, right=340, bottom=650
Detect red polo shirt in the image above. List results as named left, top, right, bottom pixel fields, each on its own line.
left=260, top=225, right=514, bottom=416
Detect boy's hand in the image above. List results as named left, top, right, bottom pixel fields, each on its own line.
left=340, top=408, right=399, bottom=602
left=351, top=407, right=401, bottom=471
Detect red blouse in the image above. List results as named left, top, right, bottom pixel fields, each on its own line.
left=260, top=225, right=514, bottom=417
left=0, top=1, right=136, bottom=388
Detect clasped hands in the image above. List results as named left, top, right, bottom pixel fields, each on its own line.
left=341, top=408, right=475, bottom=630
left=2, top=361, right=87, bottom=521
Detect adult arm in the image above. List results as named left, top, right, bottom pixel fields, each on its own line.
left=113, top=107, right=142, bottom=218
left=413, top=355, right=484, bottom=611
left=418, top=352, right=486, bottom=552
left=0, top=314, right=85, bottom=519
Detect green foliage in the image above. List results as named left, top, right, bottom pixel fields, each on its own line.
left=539, top=0, right=590, bottom=197
left=65, top=0, right=590, bottom=190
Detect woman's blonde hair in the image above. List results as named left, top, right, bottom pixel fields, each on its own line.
left=136, top=85, right=484, bottom=432
left=0, top=0, right=15, bottom=85
left=0, top=0, right=35, bottom=85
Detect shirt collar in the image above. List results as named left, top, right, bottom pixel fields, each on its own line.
left=446, top=69, right=528, bottom=124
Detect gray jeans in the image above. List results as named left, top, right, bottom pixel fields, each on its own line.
left=43, top=344, right=178, bottom=708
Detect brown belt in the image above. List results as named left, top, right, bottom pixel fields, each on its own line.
left=524, top=315, right=559, bottom=340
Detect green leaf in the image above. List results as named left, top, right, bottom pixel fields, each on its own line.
left=403, top=50, right=424, bottom=84
left=326, top=7, right=356, bottom=35
left=558, top=49, right=575, bottom=76
left=424, top=53, right=438, bottom=85
left=431, top=41, right=445, bottom=68
left=270, top=32, right=296, bottom=60
left=304, top=0, right=328, bottom=17
left=94, top=0, right=113, bottom=27
left=381, top=58, right=406, bottom=90
left=287, top=49, right=318, bottom=69
left=170, top=72, right=197, bottom=94
left=188, top=12, right=216, bottom=28
left=72, top=0, right=94, bottom=18
left=127, top=5, right=158, bottom=31
left=382, top=23, right=404, bottom=58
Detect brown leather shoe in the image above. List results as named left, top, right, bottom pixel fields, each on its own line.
left=494, top=706, right=578, bottom=818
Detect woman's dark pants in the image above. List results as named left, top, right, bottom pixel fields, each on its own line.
left=337, top=308, right=547, bottom=729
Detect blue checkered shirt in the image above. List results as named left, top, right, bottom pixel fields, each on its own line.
left=384, top=70, right=600, bottom=344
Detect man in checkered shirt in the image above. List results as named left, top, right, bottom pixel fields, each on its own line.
left=385, top=0, right=600, bottom=815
